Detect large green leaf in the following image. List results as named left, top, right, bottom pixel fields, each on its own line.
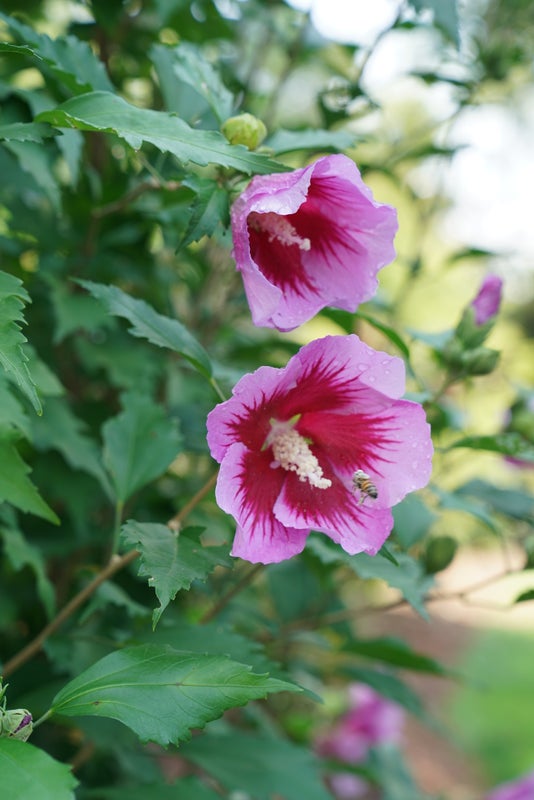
left=0, top=11, right=114, bottom=94
left=0, top=738, right=77, bottom=800
left=121, top=522, right=232, bottom=627
left=457, top=479, right=534, bottom=522
left=1, top=525, right=56, bottom=617
left=0, top=440, right=59, bottom=523
left=0, top=122, right=55, bottom=143
left=102, top=392, right=182, bottom=504
left=0, top=271, right=41, bottom=414
left=78, top=280, right=213, bottom=378
left=3, top=140, right=61, bottom=212
left=37, top=91, right=287, bottom=174
left=393, top=494, right=437, bottom=549
left=50, top=645, right=299, bottom=745
left=151, top=42, right=234, bottom=122
left=181, top=730, right=333, bottom=800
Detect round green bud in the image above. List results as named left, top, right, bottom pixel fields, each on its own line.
left=221, top=113, right=267, bottom=150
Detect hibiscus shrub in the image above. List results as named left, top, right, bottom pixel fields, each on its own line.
left=0, top=2, right=533, bottom=799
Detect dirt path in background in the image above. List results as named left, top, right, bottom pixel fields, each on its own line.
left=362, top=546, right=533, bottom=800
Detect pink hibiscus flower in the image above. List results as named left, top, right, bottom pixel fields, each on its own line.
left=485, top=770, right=534, bottom=800
left=206, top=335, right=432, bottom=564
left=230, top=154, right=398, bottom=331
left=471, top=273, right=503, bottom=325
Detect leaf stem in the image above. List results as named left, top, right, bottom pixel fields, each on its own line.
left=2, top=473, right=218, bottom=678
left=200, top=563, right=263, bottom=624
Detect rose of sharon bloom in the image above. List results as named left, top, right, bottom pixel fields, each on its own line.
left=471, top=273, right=503, bottom=325
left=316, top=684, right=404, bottom=765
left=230, top=154, right=398, bottom=331
left=206, top=335, right=432, bottom=564
left=485, top=769, right=534, bottom=800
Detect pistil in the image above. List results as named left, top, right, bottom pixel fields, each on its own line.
left=268, top=425, right=331, bottom=489
left=248, top=211, right=311, bottom=251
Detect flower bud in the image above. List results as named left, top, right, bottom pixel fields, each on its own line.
left=471, top=273, right=503, bottom=326
left=0, top=708, right=33, bottom=741
left=423, top=535, right=457, bottom=574
left=221, top=113, right=267, bottom=150
left=460, top=346, right=500, bottom=375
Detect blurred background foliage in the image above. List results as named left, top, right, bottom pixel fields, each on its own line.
left=0, top=0, right=533, bottom=798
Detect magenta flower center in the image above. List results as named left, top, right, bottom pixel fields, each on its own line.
left=265, top=419, right=332, bottom=490
left=248, top=211, right=311, bottom=252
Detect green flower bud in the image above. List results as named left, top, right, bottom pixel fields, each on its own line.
left=423, top=536, right=457, bottom=574
left=460, top=346, right=500, bottom=375
left=0, top=708, right=33, bottom=741
left=221, top=113, right=267, bottom=150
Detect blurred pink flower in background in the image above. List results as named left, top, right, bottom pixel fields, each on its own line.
left=206, top=335, right=432, bottom=564
left=316, top=684, right=404, bottom=764
left=230, top=154, right=398, bottom=331
left=471, top=273, right=503, bottom=325
left=485, top=769, right=534, bottom=800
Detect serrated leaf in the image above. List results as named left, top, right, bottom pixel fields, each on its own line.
left=121, top=522, right=232, bottom=627
left=1, top=525, right=56, bottom=617
left=0, top=440, right=59, bottom=523
left=0, top=11, right=114, bottom=94
left=31, top=396, right=112, bottom=496
left=181, top=730, right=333, bottom=800
left=85, top=778, right=221, bottom=800
left=307, top=536, right=432, bottom=618
left=344, top=636, right=452, bottom=676
left=0, top=738, right=78, bottom=800
left=181, top=176, right=229, bottom=246
left=0, top=271, right=41, bottom=414
left=151, top=42, right=234, bottom=123
left=37, top=91, right=288, bottom=174
left=0, top=122, right=55, bottom=143
left=265, top=128, right=357, bottom=155
left=78, top=279, right=213, bottom=377
left=0, top=376, right=31, bottom=438
left=102, top=392, right=182, bottom=504
left=50, top=644, right=299, bottom=745
left=449, top=433, right=534, bottom=463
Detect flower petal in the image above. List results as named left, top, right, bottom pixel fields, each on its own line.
left=216, top=442, right=308, bottom=564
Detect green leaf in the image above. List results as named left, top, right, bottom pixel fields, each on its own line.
left=85, top=778, right=221, bottom=800
left=355, top=311, right=411, bottom=360
left=0, top=42, right=40, bottom=57
left=0, top=739, right=77, bottom=800
left=181, top=176, right=230, bottom=247
left=102, top=392, right=182, bottom=504
left=0, top=12, right=114, bottom=94
left=393, top=494, right=437, bottom=548
left=121, top=522, right=232, bottom=627
left=0, top=122, right=55, bottom=143
left=409, top=0, right=460, bottom=47
left=0, top=440, right=59, bottom=523
left=78, top=279, right=213, bottom=378
left=0, top=271, right=41, bottom=414
left=307, top=536, right=433, bottom=618
left=37, top=92, right=288, bottom=174
left=3, top=140, right=60, bottom=212
left=433, top=486, right=500, bottom=533
left=514, top=589, right=534, bottom=604
left=50, top=644, right=299, bottom=745
left=457, top=479, right=534, bottom=522
left=31, top=396, right=112, bottom=496
left=151, top=42, right=234, bottom=123
left=367, top=745, right=431, bottom=800
left=0, top=376, right=31, bottom=439
left=449, top=433, right=534, bottom=463
left=0, top=525, right=56, bottom=617
left=265, top=128, right=357, bottom=155
left=344, top=636, right=452, bottom=676
left=181, top=730, right=333, bottom=800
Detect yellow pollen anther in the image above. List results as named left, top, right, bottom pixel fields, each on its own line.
left=270, top=428, right=331, bottom=489
left=248, top=211, right=311, bottom=251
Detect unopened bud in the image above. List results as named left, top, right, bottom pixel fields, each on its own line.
left=0, top=708, right=33, bottom=742
left=460, top=346, right=500, bottom=375
left=221, top=113, right=267, bottom=150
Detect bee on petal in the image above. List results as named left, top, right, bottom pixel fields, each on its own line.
left=352, top=470, right=378, bottom=506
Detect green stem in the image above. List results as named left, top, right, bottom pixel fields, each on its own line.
left=111, top=500, right=124, bottom=556
left=209, top=376, right=228, bottom=403
left=32, top=709, right=53, bottom=729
